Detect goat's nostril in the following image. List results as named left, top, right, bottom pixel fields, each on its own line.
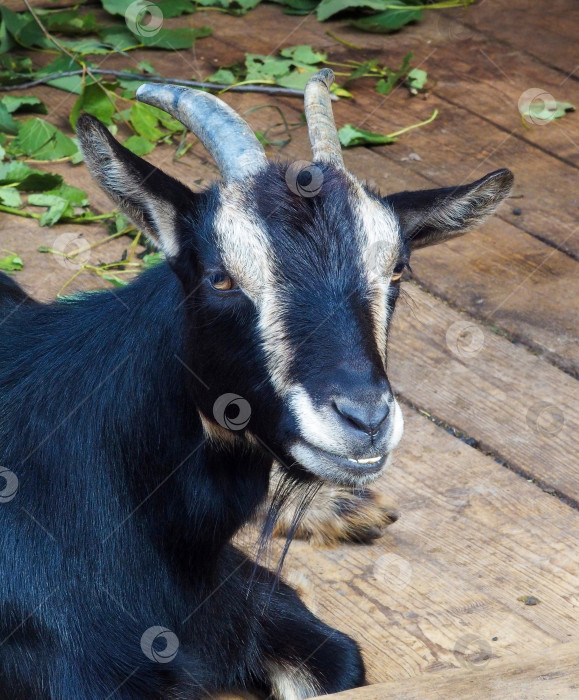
left=333, top=397, right=390, bottom=436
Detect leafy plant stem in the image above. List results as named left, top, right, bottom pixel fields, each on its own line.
left=66, top=228, right=134, bottom=259
left=21, top=0, right=129, bottom=125
left=386, top=108, right=438, bottom=138
left=324, top=32, right=362, bottom=49
left=0, top=205, right=41, bottom=219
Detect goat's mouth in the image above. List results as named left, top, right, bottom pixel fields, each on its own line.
left=288, top=439, right=390, bottom=486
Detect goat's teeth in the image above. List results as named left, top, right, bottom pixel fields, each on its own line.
left=347, top=456, right=382, bottom=464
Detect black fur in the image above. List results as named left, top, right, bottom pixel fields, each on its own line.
left=0, top=264, right=364, bottom=698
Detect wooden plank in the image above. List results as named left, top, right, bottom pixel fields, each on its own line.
left=314, top=640, right=579, bottom=699
left=388, top=283, right=579, bottom=503
left=241, top=408, right=579, bottom=684
left=441, top=0, right=579, bottom=78
left=411, top=14, right=579, bottom=169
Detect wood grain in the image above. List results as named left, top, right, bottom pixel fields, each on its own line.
left=240, top=408, right=579, bottom=684
left=442, top=0, right=579, bottom=77
left=388, top=282, right=579, bottom=502
left=313, top=640, right=579, bottom=699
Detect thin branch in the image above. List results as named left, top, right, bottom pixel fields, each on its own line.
left=0, top=70, right=309, bottom=98
left=21, top=0, right=124, bottom=122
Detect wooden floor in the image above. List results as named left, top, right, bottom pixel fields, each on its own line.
left=3, top=0, right=579, bottom=697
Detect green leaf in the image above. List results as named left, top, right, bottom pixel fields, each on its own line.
left=407, top=67, right=427, bottom=90
left=522, top=100, right=575, bottom=122
left=350, top=5, right=422, bottom=32
left=0, top=6, right=50, bottom=51
left=0, top=161, right=62, bottom=191
left=375, top=51, right=413, bottom=95
left=0, top=102, right=18, bottom=135
left=276, top=67, right=317, bottom=90
left=113, top=212, right=131, bottom=233
left=317, top=0, right=386, bottom=22
left=57, top=38, right=116, bottom=56
left=331, top=84, right=353, bottom=98
left=100, top=0, right=133, bottom=15
left=0, top=187, right=22, bottom=207
left=0, top=55, right=34, bottom=84
left=101, top=274, right=128, bottom=287
left=45, top=184, right=89, bottom=207
left=137, top=60, right=158, bottom=74
left=143, top=251, right=164, bottom=268
left=12, top=118, right=79, bottom=161
left=123, top=135, right=156, bottom=156
left=344, top=59, right=379, bottom=85
left=28, top=194, right=74, bottom=226
left=157, top=0, right=196, bottom=16
left=102, top=0, right=195, bottom=18
left=71, top=82, right=116, bottom=128
left=0, top=96, right=47, bottom=115
left=207, top=68, right=237, bottom=85
left=269, top=0, right=318, bottom=14
left=338, top=124, right=397, bottom=147
left=42, top=10, right=99, bottom=36
left=146, top=105, right=184, bottom=132
left=195, top=0, right=261, bottom=10
left=98, top=26, right=140, bottom=51
left=37, top=55, right=86, bottom=94
left=0, top=254, right=22, bottom=272
left=245, top=54, right=294, bottom=82
left=279, top=45, right=326, bottom=65
left=130, top=102, right=163, bottom=141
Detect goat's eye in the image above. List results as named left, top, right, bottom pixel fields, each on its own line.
left=209, top=272, right=237, bottom=292
left=390, top=263, right=406, bottom=282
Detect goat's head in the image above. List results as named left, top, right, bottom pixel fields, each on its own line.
left=77, top=70, right=513, bottom=487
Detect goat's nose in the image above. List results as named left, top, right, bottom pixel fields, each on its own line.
left=333, top=396, right=390, bottom=436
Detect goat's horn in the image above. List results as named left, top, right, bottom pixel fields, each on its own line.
left=304, top=69, right=344, bottom=169
left=136, top=84, right=267, bottom=181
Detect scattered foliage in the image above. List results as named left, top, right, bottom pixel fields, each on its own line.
left=0, top=0, right=449, bottom=288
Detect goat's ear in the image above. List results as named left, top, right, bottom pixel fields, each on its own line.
left=384, top=169, right=514, bottom=251
left=77, top=114, right=194, bottom=258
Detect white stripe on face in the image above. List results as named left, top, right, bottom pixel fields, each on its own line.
left=287, top=384, right=351, bottom=455
left=213, top=183, right=294, bottom=395
left=348, top=177, right=401, bottom=367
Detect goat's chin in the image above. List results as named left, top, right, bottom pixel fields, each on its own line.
left=288, top=440, right=393, bottom=487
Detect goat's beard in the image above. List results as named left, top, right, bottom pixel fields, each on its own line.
left=247, top=468, right=323, bottom=596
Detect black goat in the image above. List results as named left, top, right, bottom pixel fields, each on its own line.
left=0, top=69, right=513, bottom=699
